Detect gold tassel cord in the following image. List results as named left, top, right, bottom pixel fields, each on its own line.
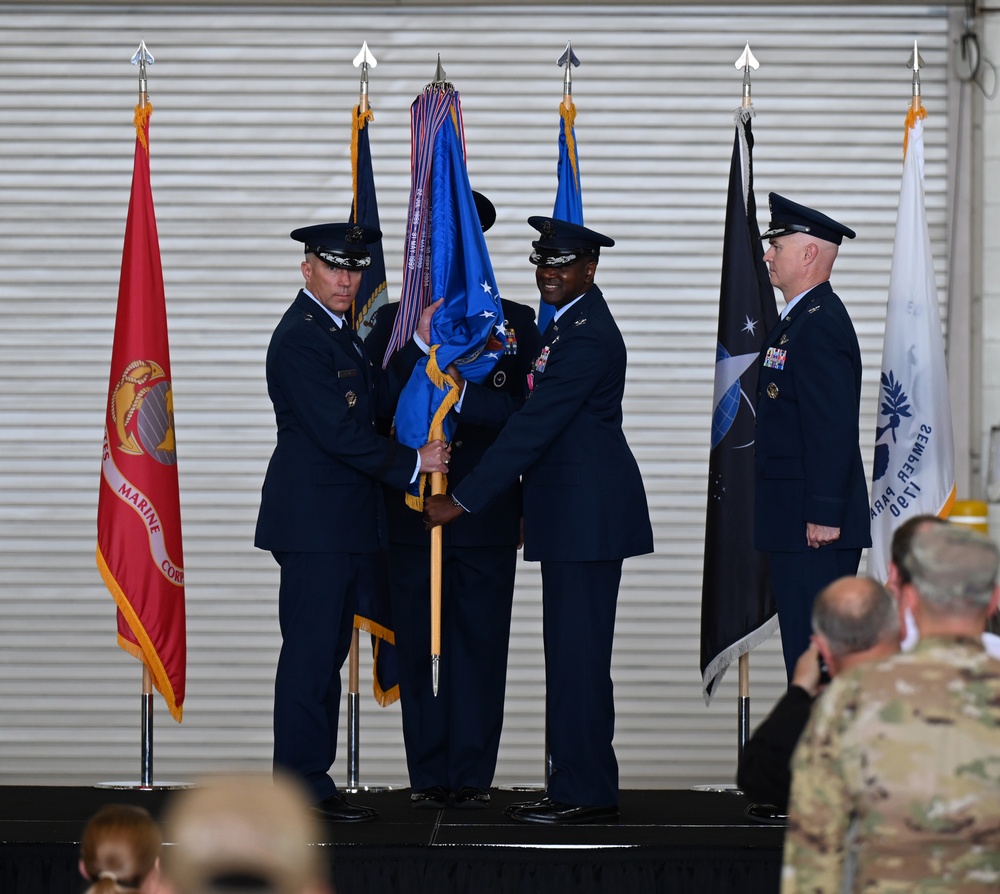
left=560, top=99, right=580, bottom=192
left=133, top=102, right=153, bottom=153
left=903, top=102, right=926, bottom=160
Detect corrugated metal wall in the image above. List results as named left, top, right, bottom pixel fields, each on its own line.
left=0, top=4, right=953, bottom=787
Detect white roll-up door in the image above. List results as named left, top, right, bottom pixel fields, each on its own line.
left=0, top=4, right=955, bottom=787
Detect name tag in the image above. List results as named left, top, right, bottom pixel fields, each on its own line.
left=338, top=369, right=358, bottom=379
left=763, top=347, right=786, bottom=370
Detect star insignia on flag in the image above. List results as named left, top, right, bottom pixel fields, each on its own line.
left=480, top=280, right=494, bottom=295
left=485, top=351, right=501, bottom=360
left=477, top=309, right=496, bottom=321
left=742, top=315, right=758, bottom=336
left=494, top=321, right=506, bottom=338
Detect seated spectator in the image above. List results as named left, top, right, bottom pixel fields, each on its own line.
left=782, top=524, right=1000, bottom=893
left=79, top=803, right=164, bottom=894
left=161, top=772, right=332, bottom=894
left=737, top=576, right=899, bottom=811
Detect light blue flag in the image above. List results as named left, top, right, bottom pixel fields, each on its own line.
left=539, top=100, right=585, bottom=331
left=393, top=92, right=505, bottom=509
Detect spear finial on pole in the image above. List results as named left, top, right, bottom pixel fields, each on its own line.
left=131, top=39, right=154, bottom=107
left=354, top=40, right=377, bottom=114
left=735, top=41, right=759, bottom=109
left=428, top=54, right=452, bottom=92
left=558, top=40, right=581, bottom=103
left=907, top=39, right=925, bottom=113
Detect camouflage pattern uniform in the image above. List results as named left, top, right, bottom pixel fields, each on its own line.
left=782, top=637, right=1000, bottom=893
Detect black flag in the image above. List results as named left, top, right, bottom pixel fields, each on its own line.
left=700, top=112, right=779, bottom=702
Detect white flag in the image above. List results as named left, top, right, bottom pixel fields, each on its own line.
left=869, top=111, right=956, bottom=582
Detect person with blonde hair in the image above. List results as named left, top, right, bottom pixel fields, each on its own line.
left=79, top=803, right=164, bottom=894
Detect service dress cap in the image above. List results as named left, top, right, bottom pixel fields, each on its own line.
left=761, top=193, right=856, bottom=245
left=290, top=221, right=381, bottom=270
left=527, top=216, right=615, bottom=267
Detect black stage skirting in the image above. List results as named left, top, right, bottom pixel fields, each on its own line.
left=0, top=785, right=784, bottom=894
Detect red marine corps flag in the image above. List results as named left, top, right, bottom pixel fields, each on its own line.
left=97, top=43, right=185, bottom=722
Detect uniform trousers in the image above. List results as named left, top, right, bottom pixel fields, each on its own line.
left=541, top=559, right=622, bottom=808
left=768, top=547, right=862, bottom=680
left=389, top=543, right=517, bottom=791
left=272, top=550, right=360, bottom=802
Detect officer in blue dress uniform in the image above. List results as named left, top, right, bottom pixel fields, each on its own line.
left=366, top=193, right=542, bottom=810
left=424, top=217, right=654, bottom=825
left=754, top=194, right=871, bottom=680
left=254, top=223, right=450, bottom=822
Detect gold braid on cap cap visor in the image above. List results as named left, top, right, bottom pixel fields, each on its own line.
left=309, top=246, right=372, bottom=270
left=529, top=247, right=599, bottom=267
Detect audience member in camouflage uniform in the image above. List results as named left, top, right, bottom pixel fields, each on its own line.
left=782, top=524, right=1000, bottom=894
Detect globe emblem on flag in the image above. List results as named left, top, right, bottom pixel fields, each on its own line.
left=135, top=379, right=177, bottom=466
left=711, top=343, right=741, bottom=450
left=110, top=359, right=177, bottom=465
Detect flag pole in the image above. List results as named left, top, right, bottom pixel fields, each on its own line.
left=909, top=38, right=924, bottom=114
left=735, top=40, right=759, bottom=759
left=428, top=54, right=450, bottom=698
left=346, top=39, right=377, bottom=790
left=135, top=40, right=156, bottom=790
left=431, top=470, right=443, bottom=697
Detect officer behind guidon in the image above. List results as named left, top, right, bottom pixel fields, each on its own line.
left=255, top=222, right=449, bottom=822
left=753, top=193, right=871, bottom=681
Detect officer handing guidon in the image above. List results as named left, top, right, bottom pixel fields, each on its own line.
left=753, top=194, right=871, bottom=681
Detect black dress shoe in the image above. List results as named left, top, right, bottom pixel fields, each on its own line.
left=454, top=786, right=490, bottom=809
left=410, top=785, right=451, bottom=809
left=314, top=792, right=378, bottom=823
left=505, top=797, right=618, bottom=825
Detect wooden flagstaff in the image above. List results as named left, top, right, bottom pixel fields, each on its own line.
left=734, top=40, right=758, bottom=759
left=430, top=468, right=444, bottom=697
left=346, top=40, right=377, bottom=787
left=429, top=54, right=449, bottom=698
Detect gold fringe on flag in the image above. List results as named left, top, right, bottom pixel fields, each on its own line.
left=560, top=98, right=580, bottom=192
left=351, top=104, right=375, bottom=214
left=903, top=103, right=927, bottom=159
left=133, top=102, right=153, bottom=153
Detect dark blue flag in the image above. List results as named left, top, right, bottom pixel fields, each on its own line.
left=393, top=89, right=505, bottom=509
left=350, top=105, right=388, bottom=339
left=700, top=111, right=779, bottom=702
left=539, top=99, right=585, bottom=332
left=347, top=102, right=398, bottom=707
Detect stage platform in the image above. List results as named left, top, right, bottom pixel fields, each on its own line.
left=0, top=785, right=784, bottom=893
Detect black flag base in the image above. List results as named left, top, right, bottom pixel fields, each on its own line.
left=95, top=780, right=193, bottom=791
left=744, top=802, right=788, bottom=825
left=689, top=783, right=742, bottom=794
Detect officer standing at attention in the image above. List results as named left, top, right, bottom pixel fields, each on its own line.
left=754, top=194, right=871, bottom=681
left=366, top=193, right=542, bottom=810
left=255, top=223, right=449, bottom=822
left=424, top=217, right=654, bottom=825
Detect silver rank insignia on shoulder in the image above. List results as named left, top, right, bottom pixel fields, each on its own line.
left=779, top=334, right=789, bottom=345
left=766, top=382, right=779, bottom=399
left=345, top=391, right=358, bottom=408
left=574, top=317, right=587, bottom=327
left=304, top=313, right=313, bottom=321
left=808, top=305, right=821, bottom=313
